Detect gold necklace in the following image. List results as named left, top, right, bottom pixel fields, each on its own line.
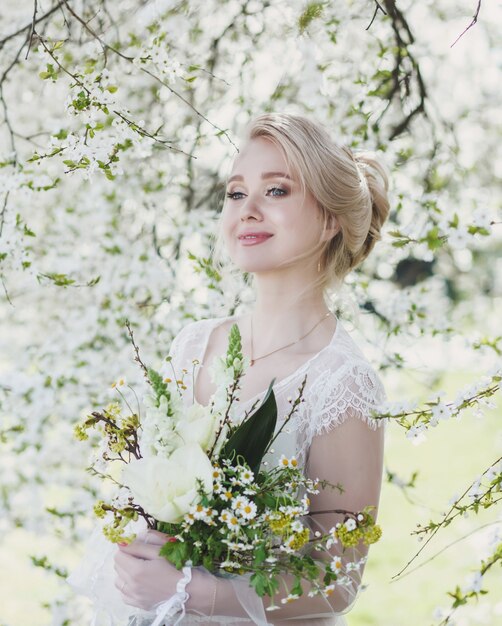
left=249, top=311, right=332, bottom=366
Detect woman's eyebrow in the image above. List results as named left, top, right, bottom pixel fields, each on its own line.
left=227, top=171, right=293, bottom=184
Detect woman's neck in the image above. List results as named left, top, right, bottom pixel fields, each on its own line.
left=243, top=294, right=333, bottom=355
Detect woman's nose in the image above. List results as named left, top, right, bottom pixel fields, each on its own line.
left=239, top=191, right=263, bottom=220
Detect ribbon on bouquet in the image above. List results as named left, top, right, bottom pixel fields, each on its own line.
left=150, top=564, right=192, bottom=626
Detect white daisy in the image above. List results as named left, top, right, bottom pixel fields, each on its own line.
left=330, top=556, right=343, bottom=572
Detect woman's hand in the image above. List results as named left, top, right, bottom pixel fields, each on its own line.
left=114, top=529, right=183, bottom=610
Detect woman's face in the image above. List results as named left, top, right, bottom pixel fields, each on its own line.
left=221, top=137, right=336, bottom=275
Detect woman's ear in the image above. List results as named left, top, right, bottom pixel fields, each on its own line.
left=321, top=214, right=340, bottom=243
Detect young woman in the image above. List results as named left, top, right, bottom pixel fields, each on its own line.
left=72, top=112, right=390, bottom=625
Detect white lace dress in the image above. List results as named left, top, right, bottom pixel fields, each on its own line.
left=67, top=314, right=388, bottom=626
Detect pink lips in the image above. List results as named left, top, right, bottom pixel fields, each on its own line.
left=238, top=233, right=273, bottom=246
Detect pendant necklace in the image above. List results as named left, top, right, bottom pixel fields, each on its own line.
left=249, top=311, right=332, bottom=366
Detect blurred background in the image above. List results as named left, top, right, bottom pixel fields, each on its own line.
left=0, top=1, right=501, bottom=624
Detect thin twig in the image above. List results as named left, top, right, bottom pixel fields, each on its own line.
left=25, top=0, right=39, bottom=60
left=124, top=319, right=150, bottom=383
left=390, top=520, right=502, bottom=582
left=0, top=274, right=14, bottom=306
left=392, top=454, right=502, bottom=579
left=366, top=1, right=387, bottom=31
left=0, top=0, right=66, bottom=49
left=450, top=0, right=482, bottom=48
left=61, top=1, right=238, bottom=152
left=0, top=191, right=9, bottom=238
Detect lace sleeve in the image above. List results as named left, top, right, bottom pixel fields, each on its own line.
left=295, top=359, right=387, bottom=617
left=306, top=359, right=388, bottom=443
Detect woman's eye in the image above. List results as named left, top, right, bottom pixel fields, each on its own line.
left=225, top=187, right=287, bottom=200
left=267, top=186, right=287, bottom=197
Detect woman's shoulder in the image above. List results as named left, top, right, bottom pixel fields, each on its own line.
left=168, top=315, right=231, bottom=357
left=311, top=317, right=379, bottom=379
left=172, top=315, right=222, bottom=340
left=308, top=319, right=388, bottom=422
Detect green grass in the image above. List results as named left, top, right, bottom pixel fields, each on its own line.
left=350, top=369, right=502, bottom=626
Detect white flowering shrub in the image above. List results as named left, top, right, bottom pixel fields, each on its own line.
left=0, top=1, right=501, bottom=624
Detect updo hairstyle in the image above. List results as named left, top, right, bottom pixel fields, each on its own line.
left=211, top=112, right=390, bottom=298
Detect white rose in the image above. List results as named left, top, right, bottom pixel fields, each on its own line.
left=176, top=402, right=220, bottom=452
left=121, top=444, right=213, bottom=523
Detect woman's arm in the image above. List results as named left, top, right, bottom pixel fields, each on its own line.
left=186, top=412, right=385, bottom=620
left=114, top=410, right=385, bottom=620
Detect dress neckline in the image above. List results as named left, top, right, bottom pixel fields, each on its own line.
left=194, top=313, right=342, bottom=409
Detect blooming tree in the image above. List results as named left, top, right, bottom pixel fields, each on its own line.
left=0, top=0, right=501, bottom=624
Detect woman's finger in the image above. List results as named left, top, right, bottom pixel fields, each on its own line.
left=113, top=552, right=131, bottom=578
left=114, top=549, right=146, bottom=578
left=114, top=576, right=128, bottom=594
left=118, top=540, right=163, bottom=560
left=139, top=529, right=173, bottom=546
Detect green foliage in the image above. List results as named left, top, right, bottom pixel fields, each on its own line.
left=187, top=250, right=222, bottom=287
left=225, top=323, right=243, bottom=370
left=37, top=272, right=76, bottom=287
left=221, top=379, right=277, bottom=475
left=30, top=555, right=67, bottom=579
left=160, top=539, right=190, bottom=569
left=147, top=367, right=172, bottom=411
left=298, top=2, right=326, bottom=34
left=39, top=63, right=59, bottom=81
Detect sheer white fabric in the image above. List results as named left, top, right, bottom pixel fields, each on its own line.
left=171, top=316, right=387, bottom=471
left=67, top=314, right=388, bottom=625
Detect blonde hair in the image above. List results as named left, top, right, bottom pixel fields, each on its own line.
left=211, top=112, right=390, bottom=307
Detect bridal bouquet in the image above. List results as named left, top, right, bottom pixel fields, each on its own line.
left=74, top=320, right=382, bottom=613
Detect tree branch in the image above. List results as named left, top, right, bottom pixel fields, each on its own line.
left=450, top=0, right=482, bottom=48
left=366, top=1, right=387, bottom=31
left=0, top=0, right=67, bottom=50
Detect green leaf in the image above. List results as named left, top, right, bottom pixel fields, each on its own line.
left=221, top=379, right=277, bottom=474
left=253, top=544, right=267, bottom=566
left=291, top=576, right=303, bottom=597
left=425, top=225, right=444, bottom=251
left=203, top=554, right=213, bottom=570
left=37, top=272, right=75, bottom=287
left=250, top=571, right=268, bottom=597
left=160, top=539, right=190, bottom=569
